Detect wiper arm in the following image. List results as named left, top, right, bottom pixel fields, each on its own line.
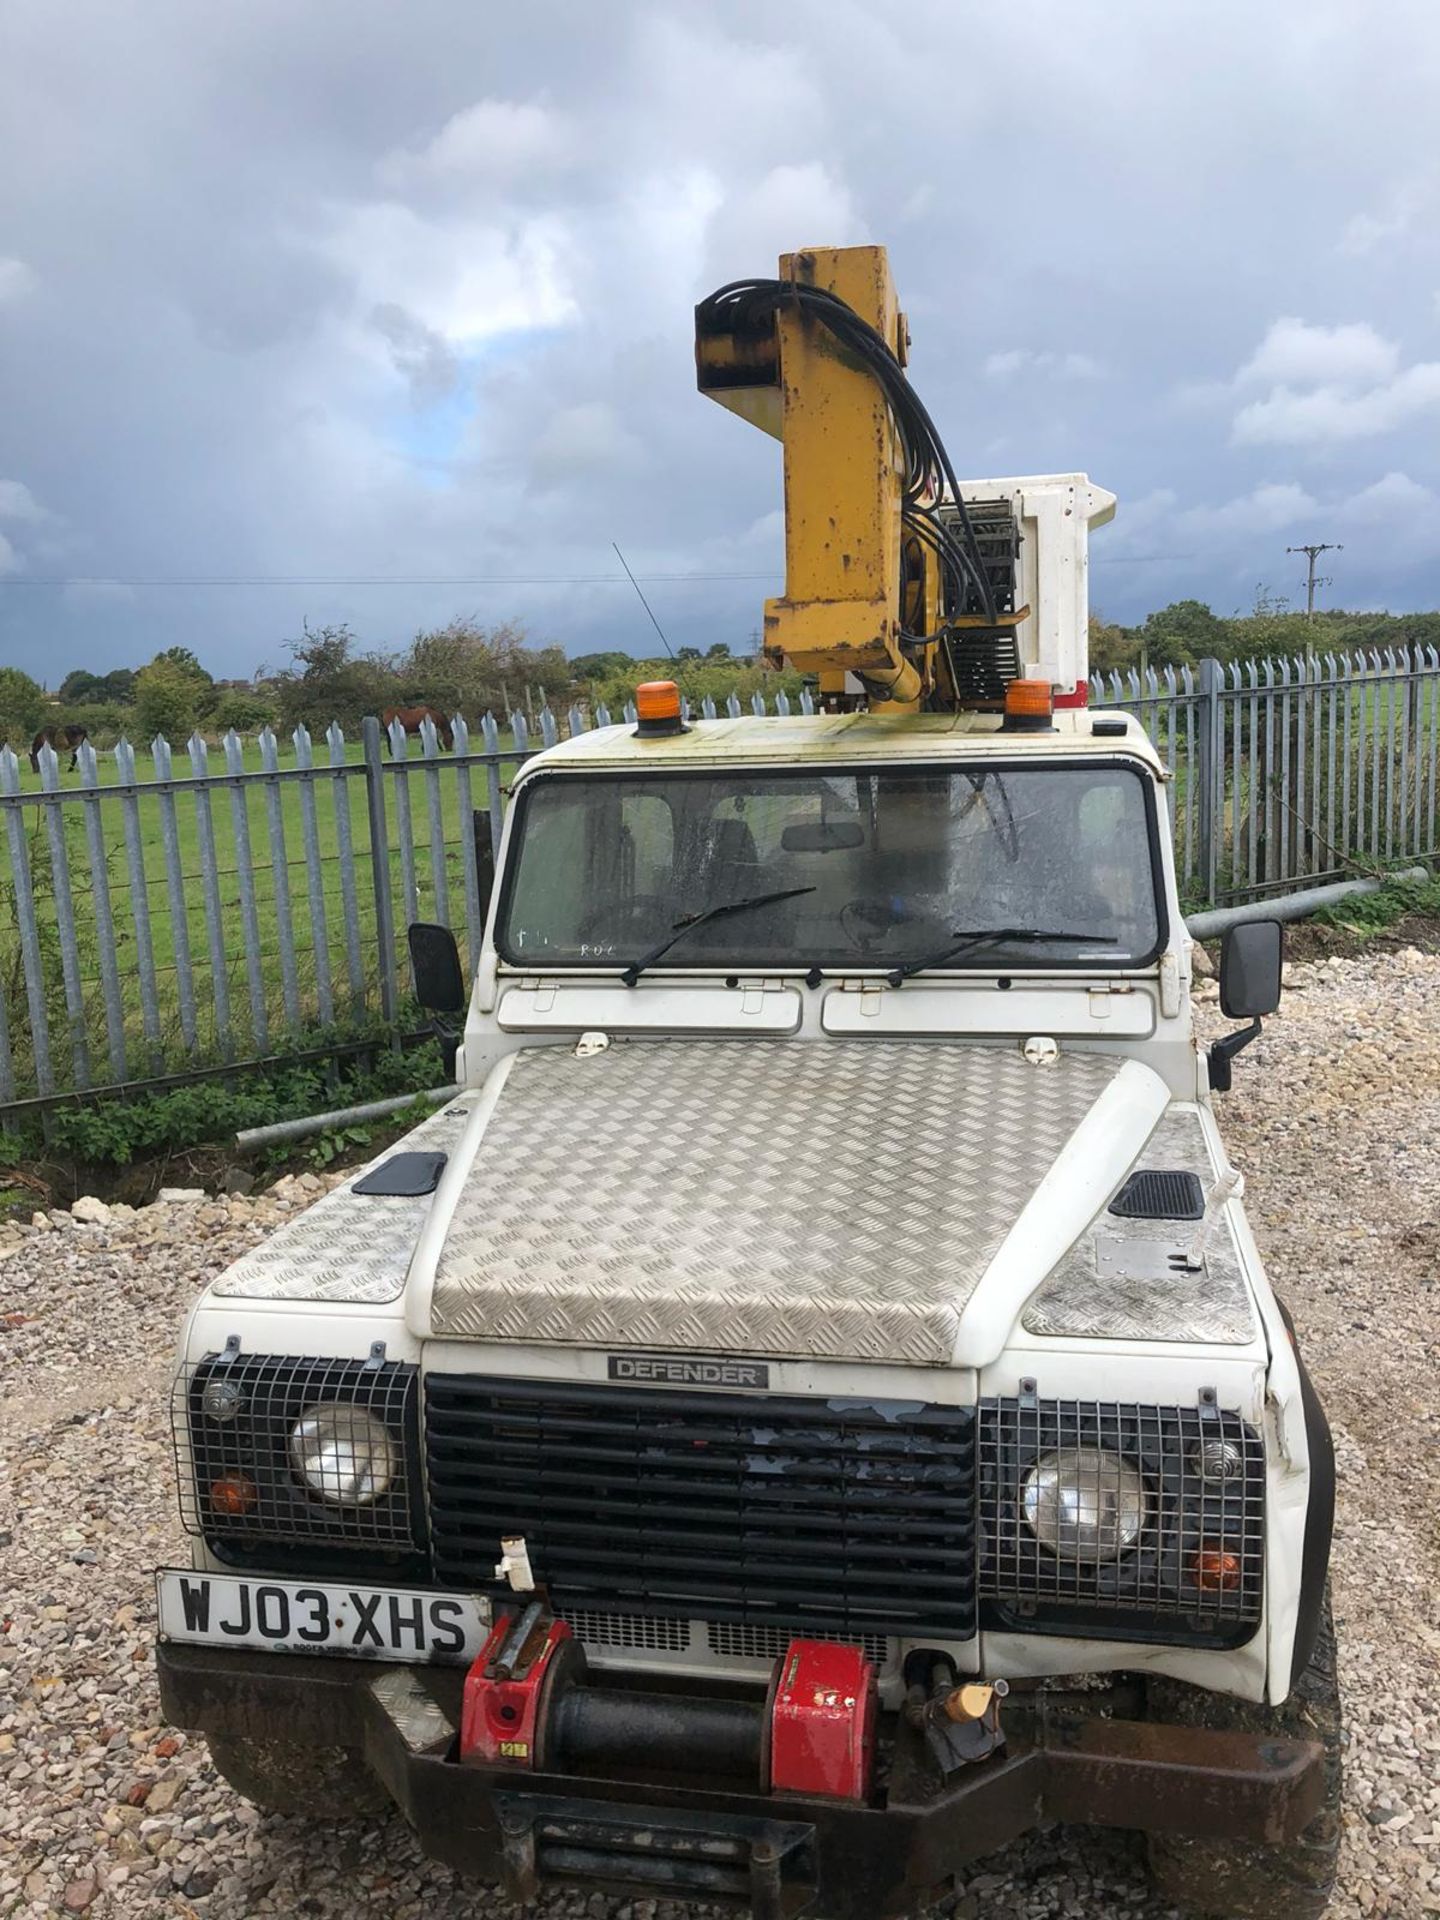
left=886, top=927, right=1111, bottom=988
left=621, top=887, right=816, bottom=986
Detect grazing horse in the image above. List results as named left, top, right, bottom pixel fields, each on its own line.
left=381, top=705, right=454, bottom=755
left=30, top=724, right=89, bottom=774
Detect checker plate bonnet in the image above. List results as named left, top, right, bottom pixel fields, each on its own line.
left=211, top=1097, right=475, bottom=1305
left=428, top=1040, right=1123, bottom=1364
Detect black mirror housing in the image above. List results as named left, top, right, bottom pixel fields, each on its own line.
left=408, top=922, right=466, bottom=1015
left=1219, top=920, right=1282, bottom=1019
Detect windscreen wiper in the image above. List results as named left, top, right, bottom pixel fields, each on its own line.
left=621, top=887, right=816, bottom=987
left=886, top=927, right=1112, bottom=988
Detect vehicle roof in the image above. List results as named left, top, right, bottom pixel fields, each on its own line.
left=523, top=709, right=1164, bottom=776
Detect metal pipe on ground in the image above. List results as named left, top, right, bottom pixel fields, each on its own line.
left=1186, top=867, right=1429, bottom=942
left=235, top=1084, right=460, bottom=1155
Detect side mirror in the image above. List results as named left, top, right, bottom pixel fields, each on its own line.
left=1219, top=920, right=1282, bottom=1019
left=407, top=922, right=466, bottom=1015
left=1208, top=919, right=1282, bottom=1092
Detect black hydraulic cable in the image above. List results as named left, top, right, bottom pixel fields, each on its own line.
left=698, top=278, right=998, bottom=625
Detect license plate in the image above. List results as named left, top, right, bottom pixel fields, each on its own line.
left=156, top=1570, right=489, bottom=1664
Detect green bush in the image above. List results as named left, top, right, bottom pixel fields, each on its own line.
left=1312, top=872, right=1440, bottom=936
left=44, top=1041, right=443, bottom=1167
left=211, top=687, right=280, bottom=734
left=134, top=656, right=205, bottom=742
left=584, top=655, right=807, bottom=716
left=0, top=666, right=47, bottom=748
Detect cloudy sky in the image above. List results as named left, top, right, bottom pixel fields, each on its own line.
left=3, top=0, right=1440, bottom=684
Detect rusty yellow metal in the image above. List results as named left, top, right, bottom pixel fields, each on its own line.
left=696, top=244, right=936, bottom=711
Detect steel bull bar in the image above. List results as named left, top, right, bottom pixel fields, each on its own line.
left=158, top=1644, right=1324, bottom=1918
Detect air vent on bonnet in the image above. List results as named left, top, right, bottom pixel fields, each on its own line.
left=1109, top=1170, right=1205, bottom=1221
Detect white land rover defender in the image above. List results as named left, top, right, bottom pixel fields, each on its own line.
left=158, top=485, right=1338, bottom=1915
left=156, top=696, right=1339, bottom=1915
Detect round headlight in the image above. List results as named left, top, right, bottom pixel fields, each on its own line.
left=289, top=1403, right=396, bottom=1507
left=1021, top=1447, right=1147, bottom=1562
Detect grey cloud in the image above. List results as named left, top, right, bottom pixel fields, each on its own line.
left=3, top=0, right=1440, bottom=684
left=369, top=303, right=461, bottom=403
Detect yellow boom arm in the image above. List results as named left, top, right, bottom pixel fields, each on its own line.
left=696, top=245, right=941, bottom=712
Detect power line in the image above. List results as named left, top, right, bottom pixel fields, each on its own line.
left=1286, top=542, right=1343, bottom=619
left=0, top=571, right=778, bottom=589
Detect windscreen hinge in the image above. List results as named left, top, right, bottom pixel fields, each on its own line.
left=740, top=977, right=788, bottom=1015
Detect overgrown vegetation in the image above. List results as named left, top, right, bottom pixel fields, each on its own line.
left=1311, top=871, right=1440, bottom=938
left=0, top=1038, right=443, bottom=1178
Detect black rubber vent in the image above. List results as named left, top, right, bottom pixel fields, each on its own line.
left=172, top=1353, right=422, bottom=1553
left=425, top=1376, right=977, bottom=1640
left=1109, top=1170, right=1205, bottom=1220
left=978, top=1397, right=1264, bottom=1649
left=352, top=1150, right=447, bottom=1197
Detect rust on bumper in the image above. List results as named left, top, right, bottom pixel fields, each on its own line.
left=158, top=1644, right=1323, bottom=1919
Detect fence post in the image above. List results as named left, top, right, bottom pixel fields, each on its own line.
left=1196, top=655, right=1223, bottom=906
left=361, top=715, right=398, bottom=1024
left=0, top=747, right=56, bottom=1098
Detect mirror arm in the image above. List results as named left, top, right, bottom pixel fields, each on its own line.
left=1207, top=1018, right=1261, bottom=1094
left=429, top=1014, right=463, bottom=1081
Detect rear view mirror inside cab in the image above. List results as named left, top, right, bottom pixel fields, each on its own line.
left=780, top=820, right=865, bottom=853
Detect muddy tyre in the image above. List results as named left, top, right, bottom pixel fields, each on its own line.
left=1145, top=1593, right=1342, bottom=1918
left=205, top=1733, right=388, bottom=1818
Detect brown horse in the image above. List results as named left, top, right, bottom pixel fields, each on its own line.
left=381, top=705, right=454, bottom=755
left=30, top=724, right=89, bottom=773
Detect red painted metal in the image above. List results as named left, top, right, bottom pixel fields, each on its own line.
left=1052, top=681, right=1090, bottom=709
left=460, top=1615, right=573, bottom=1767
left=767, top=1639, right=876, bottom=1802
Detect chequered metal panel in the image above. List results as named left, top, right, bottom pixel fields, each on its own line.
left=429, top=1040, right=1121, bottom=1363
left=210, top=1097, right=475, bottom=1304
left=1023, top=1107, right=1257, bottom=1345
left=172, top=1352, right=420, bottom=1551
left=978, top=1396, right=1264, bottom=1640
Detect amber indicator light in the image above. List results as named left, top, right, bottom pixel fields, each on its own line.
left=1190, top=1547, right=1242, bottom=1592
left=209, top=1472, right=258, bottom=1517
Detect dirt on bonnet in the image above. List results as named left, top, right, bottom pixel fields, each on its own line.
left=1, top=950, right=1437, bottom=1919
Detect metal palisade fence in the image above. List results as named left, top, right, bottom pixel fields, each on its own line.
left=1099, top=646, right=1439, bottom=902
left=0, top=654, right=1436, bottom=1112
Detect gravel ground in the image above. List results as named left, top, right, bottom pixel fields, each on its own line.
left=2, top=950, right=1438, bottom=1919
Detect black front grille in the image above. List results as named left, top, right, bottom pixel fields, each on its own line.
left=425, top=1376, right=977, bottom=1640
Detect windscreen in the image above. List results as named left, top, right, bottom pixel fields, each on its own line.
left=497, top=763, right=1163, bottom=971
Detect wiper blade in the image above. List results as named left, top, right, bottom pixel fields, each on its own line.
left=886, top=927, right=1110, bottom=988
left=621, top=886, right=816, bottom=986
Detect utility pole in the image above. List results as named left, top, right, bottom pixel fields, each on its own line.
left=1286, top=543, right=1343, bottom=620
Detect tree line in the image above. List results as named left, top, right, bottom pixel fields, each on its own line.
left=4, top=595, right=1438, bottom=752
left=0, top=620, right=799, bottom=752
left=1090, top=594, right=1440, bottom=676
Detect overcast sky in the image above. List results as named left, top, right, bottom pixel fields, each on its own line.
left=3, top=0, right=1440, bottom=685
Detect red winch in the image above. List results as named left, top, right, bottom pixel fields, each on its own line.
left=461, top=1605, right=877, bottom=1802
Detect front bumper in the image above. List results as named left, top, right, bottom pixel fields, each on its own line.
left=159, top=1643, right=1323, bottom=1917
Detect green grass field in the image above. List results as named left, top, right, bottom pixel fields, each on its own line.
left=0, top=731, right=528, bottom=1096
